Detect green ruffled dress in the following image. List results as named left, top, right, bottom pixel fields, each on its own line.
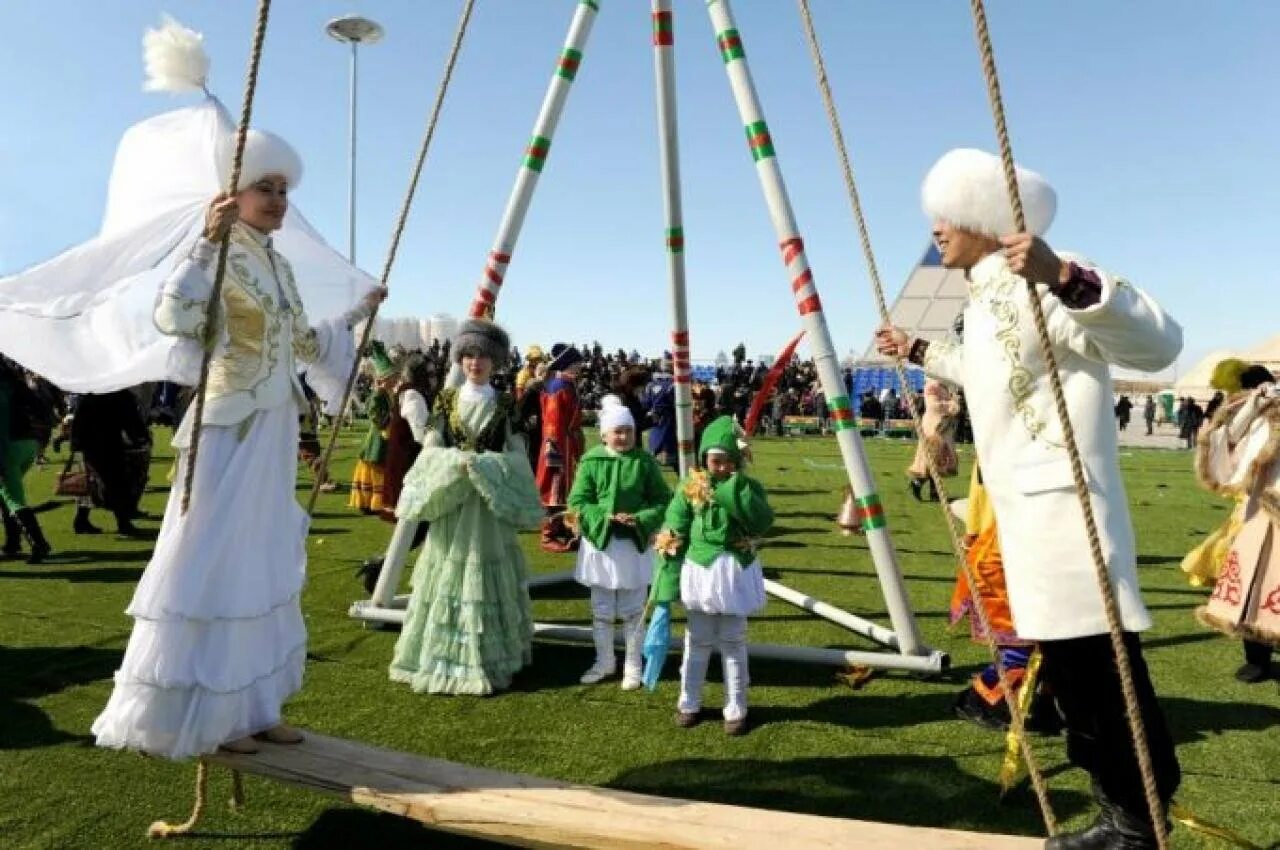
left=389, top=384, right=545, bottom=695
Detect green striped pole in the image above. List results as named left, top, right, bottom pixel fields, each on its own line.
left=705, top=0, right=925, bottom=657
left=651, top=0, right=696, bottom=477
left=452, top=1, right=600, bottom=388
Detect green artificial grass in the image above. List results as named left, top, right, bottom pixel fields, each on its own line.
left=1, top=431, right=1277, bottom=849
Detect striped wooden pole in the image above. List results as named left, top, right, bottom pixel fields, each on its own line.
left=704, top=0, right=924, bottom=655
left=450, top=0, right=600, bottom=387
left=651, top=0, right=696, bottom=477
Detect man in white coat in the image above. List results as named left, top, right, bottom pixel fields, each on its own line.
left=877, top=149, right=1182, bottom=850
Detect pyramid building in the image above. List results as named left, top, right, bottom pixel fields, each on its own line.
left=862, top=242, right=969, bottom=360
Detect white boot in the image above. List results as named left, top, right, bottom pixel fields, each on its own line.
left=620, top=614, right=645, bottom=691
left=580, top=619, right=617, bottom=684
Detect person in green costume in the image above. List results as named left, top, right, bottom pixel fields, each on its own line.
left=0, top=358, right=53, bottom=563
left=349, top=339, right=396, bottom=514
left=651, top=415, right=774, bottom=735
left=567, top=396, right=672, bottom=689
left=388, top=319, right=545, bottom=696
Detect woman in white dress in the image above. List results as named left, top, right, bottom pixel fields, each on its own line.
left=91, top=139, right=384, bottom=758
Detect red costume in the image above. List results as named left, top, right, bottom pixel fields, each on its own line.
left=535, top=375, right=583, bottom=509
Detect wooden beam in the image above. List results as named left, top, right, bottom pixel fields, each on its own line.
left=207, top=732, right=1042, bottom=850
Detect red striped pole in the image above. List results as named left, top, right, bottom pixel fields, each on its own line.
left=652, top=0, right=696, bottom=476
left=451, top=0, right=600, bottom=386
left=705, top=0, right=925, bottom=656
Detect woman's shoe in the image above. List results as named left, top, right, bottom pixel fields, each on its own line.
left=255, top=724, right=305, bottom=745
left=220, top=736, right=260, bottom=755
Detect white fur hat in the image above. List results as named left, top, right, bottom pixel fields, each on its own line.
left=219, top=129, right=304, bottom=191
left=598, top=394, right=635, bottom=432
left=922, top=148, right=1055, bottom=237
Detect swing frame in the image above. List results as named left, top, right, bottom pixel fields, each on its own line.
left=347, top=0, right=948, bottom=677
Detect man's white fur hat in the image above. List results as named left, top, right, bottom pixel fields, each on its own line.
left=922, top=148, right=1056, bottom=237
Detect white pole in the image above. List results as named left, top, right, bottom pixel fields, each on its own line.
left=449, top=0, right=601, bottom=388
left=651, top=0, right=696, bottom=477
left=348, top=40, right=358, bottom=263
left=704, top=0, right=925, bottom=655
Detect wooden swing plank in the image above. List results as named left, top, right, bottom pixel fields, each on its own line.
left=207, top=732, right=1042, bottom=849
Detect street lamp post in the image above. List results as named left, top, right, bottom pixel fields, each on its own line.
left=325, top=15, right=384, bottom=264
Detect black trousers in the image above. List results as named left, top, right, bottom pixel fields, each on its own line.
left=1038, top=632, right=1181, bottom=822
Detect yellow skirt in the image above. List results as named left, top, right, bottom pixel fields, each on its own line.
left=348, top=460, right=385, bottom=513
left=1181, top=502, right=1243, bottom=587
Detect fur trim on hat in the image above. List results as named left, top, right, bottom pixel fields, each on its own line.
left=452, top=318, right=510, bottom=368
left=922, top=148, right=1056, bottom=237
left=219, top=129, right=304, bottom=191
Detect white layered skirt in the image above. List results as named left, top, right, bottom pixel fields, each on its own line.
left=92, top=402, right=307, bottom=760
left=574, top=537, right=654, bottom=591
left=680, top=553, right=766, bottom=617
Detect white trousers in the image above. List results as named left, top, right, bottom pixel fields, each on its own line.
left=590, top=586, right=647, bottom=622
left=677, top=611, right=750, bottom=721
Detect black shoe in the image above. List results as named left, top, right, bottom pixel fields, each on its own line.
left=73, top=506, right=102, bottom=535
left=952, top=686, right=1010, bottom=732
left=1234, top=662, right=1271, bottom=684
left=16, top=508, right=51, bottom=565
left=909, top=478, right=925, bottom=502
left=356, top=558, right=384, bottom=596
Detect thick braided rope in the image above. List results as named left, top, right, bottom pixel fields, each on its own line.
left=968, top=2, right=1169, bottom=846
left=795, top=0, right=1056, bottom=831
left=181, top=0, right=274, bottom=515
left=306, top=0, right=476, bottom=515
left=147, top=759, right=209, bottom=838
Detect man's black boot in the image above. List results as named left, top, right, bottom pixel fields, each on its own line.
left=16, top=508, right=51, bottom=564
left=1, top=506, right=21, bottom=557
left=1044, top=783, right=1115, bottom=850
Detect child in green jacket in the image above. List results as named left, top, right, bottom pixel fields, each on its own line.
left=651, top=415, right=774, bottom=735
left=568, top=398, right=672, bottom=688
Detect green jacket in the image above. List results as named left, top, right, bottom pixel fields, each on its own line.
left=650, top=471, right=774, bottom=604
left=567, top=445, right=672, bottom=552
left=358, top=390, right=391, bottom=464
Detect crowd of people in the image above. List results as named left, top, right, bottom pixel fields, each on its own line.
left=4, top=18, right=1276, bottom=849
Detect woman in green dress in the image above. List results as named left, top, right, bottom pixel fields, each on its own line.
left=389, top=319, right=545, bottom=695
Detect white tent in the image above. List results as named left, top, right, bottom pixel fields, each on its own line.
left=1174, top=348, right=1238, bottom=399
left=1241, top=334, right=1280, bottom=371
left=362, top=314, right=458, bottom=351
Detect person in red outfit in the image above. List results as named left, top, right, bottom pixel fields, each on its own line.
left=537, top=344, right=584, bottom=552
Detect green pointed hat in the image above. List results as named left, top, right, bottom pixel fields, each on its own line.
left=366, top=340, right=396, bottom=379
left=700, top=415, right=742, bottom=465
left=1210, top=358, right=1247, bottom=393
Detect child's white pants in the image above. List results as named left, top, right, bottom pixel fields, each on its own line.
left=677, top=611, right=749, bottom=721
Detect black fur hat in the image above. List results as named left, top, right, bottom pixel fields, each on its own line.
left=452, top=319, right=510, bottom=368
left=1241, top=364, right=1276, bottom=390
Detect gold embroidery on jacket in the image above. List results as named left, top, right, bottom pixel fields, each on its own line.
left=975, top=268, right=1056, bottom=445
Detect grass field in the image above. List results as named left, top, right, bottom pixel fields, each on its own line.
left=1, top=429, right=1277, bottom=849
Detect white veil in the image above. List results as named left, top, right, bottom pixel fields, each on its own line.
left=0, top=96, right=377, bottom=392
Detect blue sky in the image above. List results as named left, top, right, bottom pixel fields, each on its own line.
left=1, top=1, right=1275, bottom=373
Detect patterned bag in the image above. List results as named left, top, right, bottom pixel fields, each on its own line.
left=54, top=452, right=90, bottom=498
